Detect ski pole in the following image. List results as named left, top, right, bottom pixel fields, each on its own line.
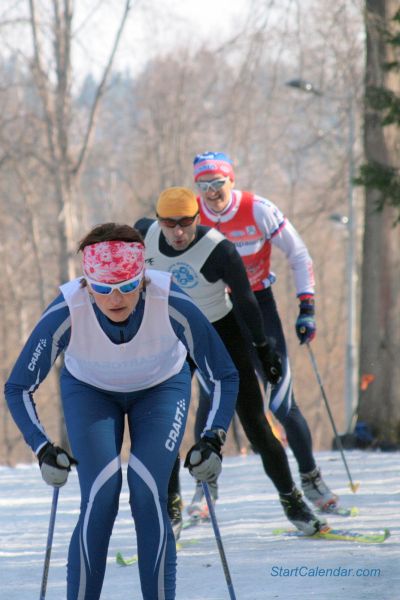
left=305, top=343, right=360, bottom=493
left=39, top=487, right=59, bottom=600
left=202, top=482, right=237, bottom=600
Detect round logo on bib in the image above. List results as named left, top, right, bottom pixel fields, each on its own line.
left=169, top=262, right=198, bottom=289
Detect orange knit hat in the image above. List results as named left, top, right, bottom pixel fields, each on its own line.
left=156, top=187, right=199, bottom=218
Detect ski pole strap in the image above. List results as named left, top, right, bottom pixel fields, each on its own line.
left=39, top=487, right=59, bottom=600
left=202, top=482, right=237, bottom=600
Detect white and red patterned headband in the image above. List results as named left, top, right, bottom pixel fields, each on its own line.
left=82, top=241, right=145, bottom=283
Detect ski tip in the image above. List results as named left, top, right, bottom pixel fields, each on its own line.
left=272, top=528, right=286, bottom=535
left=318, top=526, right=391, bottom=543
left=116, top=550, right=138, bottom=566
left=115, top=538, right=197, bottom=568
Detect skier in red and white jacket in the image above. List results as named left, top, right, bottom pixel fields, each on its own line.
left=192, top=151, right=338, bottom=512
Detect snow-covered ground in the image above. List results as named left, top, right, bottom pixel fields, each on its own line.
left=1, top=450, right=399, bottom=599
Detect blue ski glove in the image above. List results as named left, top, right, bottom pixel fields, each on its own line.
left=184, top=430, right=225, bottom=483
left=37, top=442, right=78, bottom=488
left=254, top=340, right=282, bottom=385
left=295, top=295, right=316, bottom=345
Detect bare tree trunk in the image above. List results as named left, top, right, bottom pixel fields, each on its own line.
left=27, top=0, right=133, bottom=449
left=358, top=0, right=400, bottom=442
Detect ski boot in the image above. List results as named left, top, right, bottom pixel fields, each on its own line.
left=280, top=487, right=326, bottom=535
left=301, top=467, right=339, bottom=512
left=187, top=480, right=218, bottom=522
left=167, top=492, right=183, bottom=541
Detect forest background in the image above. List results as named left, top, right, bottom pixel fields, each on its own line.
left=0, top=0, right=399, bottom=465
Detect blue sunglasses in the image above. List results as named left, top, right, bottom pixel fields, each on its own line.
left=86, top=274, right=142, bottom=295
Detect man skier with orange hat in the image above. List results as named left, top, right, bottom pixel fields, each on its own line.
left=135, top=186, right=328, bottom=539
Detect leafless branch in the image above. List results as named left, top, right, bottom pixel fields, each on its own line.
left=72, top=0, right=133, bottom=175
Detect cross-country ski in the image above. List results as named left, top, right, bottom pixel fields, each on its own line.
left=272, top=526, right=390, bottom=543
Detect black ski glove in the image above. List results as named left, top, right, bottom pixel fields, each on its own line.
left=184, top=430, right=225, bottom=483
left=254, top=340, right=282, bottom=385
left=37, top=442, right=78, bottom=488
left=295, top=296, right=316, bottom=344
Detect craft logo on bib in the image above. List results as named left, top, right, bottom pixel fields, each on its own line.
left=169, top=262, right=198, bottom=289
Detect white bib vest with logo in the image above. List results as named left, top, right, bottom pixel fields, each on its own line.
left=145, top=222, right=232, bottom=323
left=60, top=269, right=187, bottom=392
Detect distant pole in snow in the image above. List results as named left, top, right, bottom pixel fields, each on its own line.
left=286, top=77, right=360, bottom=434
left=202, top=482, right=237, bottom=600
left=39, top=487, right=59, bottom=600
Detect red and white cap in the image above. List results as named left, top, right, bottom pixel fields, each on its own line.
left=193, top=151, right=234, bottom=182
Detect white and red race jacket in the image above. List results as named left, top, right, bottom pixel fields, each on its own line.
left=198, top=190, right=315, bottom=296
